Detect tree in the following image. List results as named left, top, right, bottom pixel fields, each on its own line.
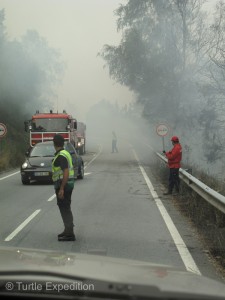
left=0, top=11, right=64, bottom=170
left=100, top=0, right=225, bottom=169
left=100, top=1, right=207, bottom=126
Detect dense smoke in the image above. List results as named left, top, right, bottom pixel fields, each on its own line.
left=0, top=9, right=64, bottom=169
left=99, top=0, right=225, bottom=176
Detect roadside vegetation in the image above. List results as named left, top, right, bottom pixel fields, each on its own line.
left=100, top=0, right=225, bottom=174
left=0, top=9, right=64, bottom=172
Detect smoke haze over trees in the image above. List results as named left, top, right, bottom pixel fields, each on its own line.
left=100, top=0, right=225, bottom=175
left=1, top=1, right=225, bottom=176
left=0, top=9, right=64, bottom=169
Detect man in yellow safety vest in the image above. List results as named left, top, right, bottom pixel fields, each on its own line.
left=52, top=134, right=75, bottom=241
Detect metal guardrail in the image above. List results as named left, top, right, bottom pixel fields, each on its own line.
left=156, top=152, right=225, bottom=214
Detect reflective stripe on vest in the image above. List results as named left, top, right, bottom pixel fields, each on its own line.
left=52, top=150, right=74, bottom=182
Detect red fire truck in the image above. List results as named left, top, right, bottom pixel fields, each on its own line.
left=24, top=110, right=78, bottom=148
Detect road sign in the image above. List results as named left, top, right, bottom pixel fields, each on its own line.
left=0, top=123, right=7, bottom=138
left=156, top=123, right=169, bottom=137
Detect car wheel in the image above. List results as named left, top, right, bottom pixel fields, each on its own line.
left=77, top=164, right=84, bottom=179
left=22, top=176, right=30, bottom=185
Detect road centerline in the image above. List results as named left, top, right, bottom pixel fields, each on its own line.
left=47, top=194, right=56, bottom=202
left=47, top=146, right=101, bottom=202
left=4, top=209, right=41, bottom=242
left=84, top=145, right=102, bottom=169
left=0, top=171, right=20, bottom=181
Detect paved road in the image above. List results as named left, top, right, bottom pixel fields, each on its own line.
left=0, top=138, right=223, bottom=283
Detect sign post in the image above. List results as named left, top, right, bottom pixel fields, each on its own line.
left=0, top=123, right=7, bottom=153
left=156, top=123, right=169, bottom=151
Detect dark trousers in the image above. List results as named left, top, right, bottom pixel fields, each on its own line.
left=56, top=188, right=74, bottom=233
left=168, top=168, right=180, bottom=192
left=112, top=140, right=118, bottom=153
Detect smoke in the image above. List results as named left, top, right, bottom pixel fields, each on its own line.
left=0, top=10, right=64, bottom=122
left=99, top=0, right=225, bottom=176
left=0, top=9, right=64, bottom=167
left=85, top=98, right=159, bottom=155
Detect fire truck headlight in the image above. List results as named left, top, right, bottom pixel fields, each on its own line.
left=22, top=162, right=28, bottom=169
left=78, top=142, right=81, bottom=147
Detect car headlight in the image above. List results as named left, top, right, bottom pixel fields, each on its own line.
left=78, top=142, right=81, bottom=147
left=22, top=162, right=28, bottom=169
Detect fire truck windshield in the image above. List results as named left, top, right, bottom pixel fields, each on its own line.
left=32, top=118, right=69, bottom=132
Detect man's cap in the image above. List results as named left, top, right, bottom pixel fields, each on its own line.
left=171, top=136, right=179, bottom=142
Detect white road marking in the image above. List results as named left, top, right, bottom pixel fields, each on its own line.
left=47, top=147, right=100, bottom=203
left=47, top=194, right=56, bottom=202
left=0, top=171, right=20, bottom=181
left=4, top=146, right=101, bottom=241
left=84, top=145, right=102, bottom=169
left=4, top=210, right=41, bottom=242
left=132, top=149, right=201, bottom=275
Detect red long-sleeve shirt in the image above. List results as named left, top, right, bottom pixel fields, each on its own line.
left=165, top=143, right=182, bottom=168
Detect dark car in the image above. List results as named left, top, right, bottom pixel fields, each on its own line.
left=20, top=141, right=84, bottom=184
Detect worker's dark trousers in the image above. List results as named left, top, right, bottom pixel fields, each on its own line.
left=56, top=188, right=74, bottom=233
left=112, top=140, right=118, bottom=153
left=168, top=168, right=180, bottom=193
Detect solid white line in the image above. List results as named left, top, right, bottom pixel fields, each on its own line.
left=132, top=149, right=201, bottom=275
left=4, top=209, right=41, bottom=242
left=47, top=194, right=56, bottom=202
left=0, top=171, right=20, bottom=181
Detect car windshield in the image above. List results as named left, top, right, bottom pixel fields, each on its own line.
left=30, top=143, right=55, bottom=157
left=1, top=0, right=225, bottom=299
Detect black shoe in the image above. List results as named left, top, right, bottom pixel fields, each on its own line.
left=58, top=225, right=75, bottom=238
left=58, top=230, right=66, bottom=238
left=58, top=234, right=76, bottom=241
left=173, top=191, right=179, bottom=196
left=163, top=191, right=172, bottom=195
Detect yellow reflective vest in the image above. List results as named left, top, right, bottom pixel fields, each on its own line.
left=52, top=149, right=74, bottom=189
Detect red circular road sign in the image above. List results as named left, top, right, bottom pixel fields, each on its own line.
left=156, top=123, right=169, bottom=137
left=0, top=123, right=7, bottom=138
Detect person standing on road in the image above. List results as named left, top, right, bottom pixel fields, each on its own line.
left=163, top=136, right=182, bottom=195
left=52, top=134, right=76, bottom=241
left=112, top=131, right=118, bottom=153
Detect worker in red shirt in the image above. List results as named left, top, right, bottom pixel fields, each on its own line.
left=163, top=136, right=182, bottom=195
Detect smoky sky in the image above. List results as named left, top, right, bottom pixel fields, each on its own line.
left=0, top=0, right=134, bottom=121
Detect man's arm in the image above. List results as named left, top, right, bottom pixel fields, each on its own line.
left=58, top=168, right=69, bottom=199
left=166, top=147, right=180, bottom=160
left=57, top=155, right=69, bottom=199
